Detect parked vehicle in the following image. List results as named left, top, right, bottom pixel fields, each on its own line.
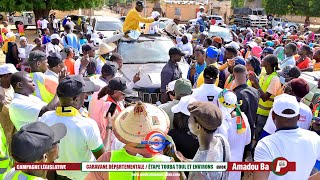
left=300, top=72, right=320, bottom=106
left=231, top=8, right=268, bottom=27
left=208, top=25, right=233, bottom=43
left=271, top=17, right=300, bottom=30
left=8, top=11, right=36, bottom=28
left=207, top=15, right=224, bottom=25
left=116, top=34, right=189, bottom=104
left=92, top=16, right=123, bottom=38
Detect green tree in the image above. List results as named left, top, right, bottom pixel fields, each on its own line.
left=265, top=0, right=320, bottom=17
left=0, top=0, right=103, bottom=20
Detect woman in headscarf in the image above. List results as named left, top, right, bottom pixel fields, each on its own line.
left=2, top=32, right=20, bottom=68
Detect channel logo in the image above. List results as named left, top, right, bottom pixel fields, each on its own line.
left=141, top=130, right=171, bottom=154
left=271, top=157, right=296, bottom=176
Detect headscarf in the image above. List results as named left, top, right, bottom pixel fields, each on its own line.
left=2, top=32, right=16, bottom=54
left=274, top=46, right=285, bottom=62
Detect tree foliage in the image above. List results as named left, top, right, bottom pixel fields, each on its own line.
left=0, top=0, right=103, bottom=19
left=265, top=0, right=320, bottom=17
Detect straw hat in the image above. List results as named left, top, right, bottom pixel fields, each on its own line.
left=113, top=102, right=169, bottom=144
left=96, top=42, right=116, bottom=55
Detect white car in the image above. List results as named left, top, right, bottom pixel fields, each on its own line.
left=207, top=15, right=224, bottom=25
left=93, top=16, right=123, bottom=39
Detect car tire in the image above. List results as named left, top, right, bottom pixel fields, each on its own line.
left=24, top=25, right=28, bottom=29
left=0, top=14, right=3, bottom=21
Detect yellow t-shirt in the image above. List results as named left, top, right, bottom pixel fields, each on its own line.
left=123, top=8, right=154, bottom=32
left=312, top=60, right=320, bottom=71
left=195, top=63, right=219, bottom=88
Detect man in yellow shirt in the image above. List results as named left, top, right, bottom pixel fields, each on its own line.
left=123, top=1, right=158, bottom=32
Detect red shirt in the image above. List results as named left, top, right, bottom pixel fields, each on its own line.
left=295, top=56, right=313, bottom=69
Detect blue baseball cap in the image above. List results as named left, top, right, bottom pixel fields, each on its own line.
left=263, top=47, right=274, bottom=54
left=206, top=46, right=219, bottom=58
left=235, top=57, right=245, bottom=66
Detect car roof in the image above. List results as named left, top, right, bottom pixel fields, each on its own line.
left=120, top=34, right=172, bottom=42
left=94, top=16, right=121, bottom=22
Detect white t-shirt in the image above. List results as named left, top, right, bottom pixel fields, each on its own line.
left=197, top=11, right=203, bottom=20
left=254, top=128, right=320, bottom=180
left=87, top=25, right=93, bottom=34
left=9, top=93, right=47, bottom=130
left=41, top=19, right=49, bottom=29
left=191, top=84, right=222, bottom=105
left=225, top=113, right=251, bottom=180
left=46, top=42, right=62, bottom=57
left=66, top=21, right=76, bottom=30
left=40, top=109, right=103, bottom=180
left=176, top=42, right=193, bottom=56
left=263, top=102, right=312, bottom=134
left=74, top=58, right=81, bottom=75
left=53, top=19, right=58, bottom=29
left=279, top=56, right=296, bottom=70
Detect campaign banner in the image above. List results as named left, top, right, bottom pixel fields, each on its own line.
left=82, top=162, right=228, bottom=172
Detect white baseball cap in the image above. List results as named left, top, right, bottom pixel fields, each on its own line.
left=0, top=64, right=18, bottom=75
left=199, top=6, right=204, bottom=9
left=166, top=80, right=176, bottom=92
left=50, top=34, right=60, bottom=40
left=247, top=41, right=258, bottom=48
left=226, top=41, right=240, bottom=50
left=272, top=94, right=300, bottom=118
left=171, top=96, right=196, bottom=116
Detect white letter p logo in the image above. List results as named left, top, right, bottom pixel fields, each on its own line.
left=275, top=160, right=287, bottom=172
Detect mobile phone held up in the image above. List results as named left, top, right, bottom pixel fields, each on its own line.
left=106, top=103, right=117, bottom=117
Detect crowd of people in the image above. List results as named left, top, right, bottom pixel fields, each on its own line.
left=0, top=1, right=320, bottom=180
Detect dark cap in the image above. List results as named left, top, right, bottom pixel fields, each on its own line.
left=24, top=50, right=47, bottom=65
left=263, top=47, right=274, bottom=54
left=102, top=64, right=117, bottom=77
left=136, top=1, right=145, bottom=7
left=108, top=77, right=133, bottom=94
left=203, top=65, right=219, bottom=80
left=82, top=43, right=95, bottom=53
left=47, top=52, right=63, bottom=68
left=187, top=101, right=222, bottom=130
left=11, top=122, right=67, bottom=162
left=169, top=47, right=185, bottom=56
left=290, top=78, right=310, bottom=98
left=57, top=75, right=100, bottom=97
left=277, top=65, right=301, bottom=79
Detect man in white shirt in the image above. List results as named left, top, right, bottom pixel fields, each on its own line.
left=262, top=78, right=312, bottom=138
left=40, top=17, right=49, bottom=34
left=40, top=75, right=105, bottom=179
left=65, top=17, right=76, bottom=31
left=8, top=72, right=59, bottom=130
left=279, top=43, right=297, bottom=69
left=191, top=65, right=222, bottom=104
left=52, top=16, right=59, bottom=33
left=86, top=23, right=93, bottom=34
left=46, top=34, right=62, bottom=57
left=254, top=93, right=320, bottom=180
left=196, top=6, right=205, bottom=20
left=273, top=23, right=283, bottom=32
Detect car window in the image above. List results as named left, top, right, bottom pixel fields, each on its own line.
left=95, top=21, right=122, bottom=31
left=274, top=18, right=280, bottom=21
left=119, top=40, right=174, bottom=64
left=214, top=17, right=222, bottom=20
left=208, top=26, right=232, bottom=42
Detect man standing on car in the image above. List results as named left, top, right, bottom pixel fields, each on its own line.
left=123, top=1, right=158, bottom=32
left=160, top=47, right=184, bottom=103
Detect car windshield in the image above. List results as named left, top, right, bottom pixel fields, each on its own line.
left=208, top=26, right=233, bottom=43
left=119, top=40, right=174, bottom=64
left=95, top=21, right=122, bottom=31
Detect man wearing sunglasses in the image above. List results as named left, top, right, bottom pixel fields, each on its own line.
left=261, top=78, right=312, bottom=139
left=4, top=122, right=67, bottom=179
